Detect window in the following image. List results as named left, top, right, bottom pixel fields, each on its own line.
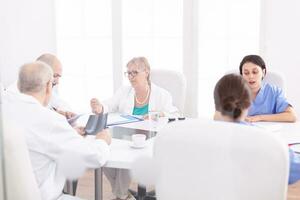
left=122, top=0, right=183, bottom=72
left=55, top=0, right=259, bottom=117
left=55, top=0, right=183, bottom=112
left=197, top=0, right=260, bottom=118
left=55, top=0, right=113, bottom=112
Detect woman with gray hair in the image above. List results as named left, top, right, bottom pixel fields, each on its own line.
left=91, top=57, right=178, bottom=117
left=91, top=57, right=178, bottom=200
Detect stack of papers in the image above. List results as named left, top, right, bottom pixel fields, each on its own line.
left=254, top=123, right=283, bottom=132
left=107, top=114, right=143, bottom=126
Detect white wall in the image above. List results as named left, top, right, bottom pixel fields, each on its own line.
left=261, top=0, right=300, bottom=116
left=0, top=0, right=56, bottom=88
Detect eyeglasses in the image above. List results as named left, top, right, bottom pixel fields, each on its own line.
left=124, top=70, right=142, bottom=77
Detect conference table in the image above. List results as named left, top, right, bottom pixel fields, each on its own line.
left=94, top=118, right=169, bottom=200
left=93, top=119, right=300, bottom=200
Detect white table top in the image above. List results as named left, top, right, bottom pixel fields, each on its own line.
left=254, top=121, right=300, bottom=144
left=103, top=118, right=300, bottom=170
left=103, top=118, right=169, bottom=169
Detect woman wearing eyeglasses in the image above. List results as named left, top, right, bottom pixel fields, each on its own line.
left=239, top=55, right=297, bottom=122
left=91, top=57, right=178, bottom=200
left=91, top=56, right=178, bottom=118
left=214, top=73, right=300, bottom=185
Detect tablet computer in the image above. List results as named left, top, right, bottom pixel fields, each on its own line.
left=109, top=126, right=157, bottom=141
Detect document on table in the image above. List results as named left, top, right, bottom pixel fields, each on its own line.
left=107, top=113, right=143, bottom=126
left=254, top=123, right=283, bottom=132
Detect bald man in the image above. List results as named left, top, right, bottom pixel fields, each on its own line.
left=3, top=61, right=111, bottom=200
left=36, top=53, right=75, bottom=119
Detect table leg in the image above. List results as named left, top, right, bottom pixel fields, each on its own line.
left=63, top=180, right=74, bottom=195
left=95, top=168, right=103, bottom=200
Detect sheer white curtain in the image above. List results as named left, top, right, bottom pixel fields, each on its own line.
left=55, top=0, right=113, bottom=112
left=55, top=0, right=260, bottom=116
left=55, top=0, right=183, bottom=112
left=122, top=0, right=183, bottom=73
left=196, top=0, right=260, bottom=118
left=0, top=88, right=5, bottom=200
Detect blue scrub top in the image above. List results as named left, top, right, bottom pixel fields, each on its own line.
left=248, top=83, right=290, bottom=116
left=289, top=149, right=300, bottom=184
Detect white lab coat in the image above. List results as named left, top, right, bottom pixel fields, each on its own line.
left=102, top=83, right=178, bottom=198
left=6, top=81, right=71, bottom=112
left=3, top=92, right=110, bottom=200
left=48, top=85, right=72, bottom=111
left=103, top=83, right=178, bottom=116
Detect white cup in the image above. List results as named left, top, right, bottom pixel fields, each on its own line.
left=132, top=134, right=146, bottom=147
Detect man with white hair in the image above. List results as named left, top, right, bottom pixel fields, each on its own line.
left=3, top=61, right=111, bottom=200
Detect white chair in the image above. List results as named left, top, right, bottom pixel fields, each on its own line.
left=263, top=71, right=285, bottom=90
left=150, top=69, right=186, bottom=113
left=1, top=109, right=41, bottom=199
left=0, top=82, right=4, bottom=92
left=132, top=119, right=289, bottom=200
left=226, top=70, right=285, bottom=90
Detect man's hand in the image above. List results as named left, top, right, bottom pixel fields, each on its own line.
left=74, top=126, right=85, bottom=136
left=90, top=98, right=103, bottom=114
left=95, top=129, right=111, bottom=145
left=65, top=111, right=76, bottom=119
left=55, top=109, right=76, bottom=119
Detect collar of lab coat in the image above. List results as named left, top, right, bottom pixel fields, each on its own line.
left=16, top=92, right=43, bottom=106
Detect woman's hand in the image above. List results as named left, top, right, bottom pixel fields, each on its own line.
left=245, top=115, right=262, bottom=122
left=90, top=98, right=103, bottom=114
left=143, top=111, right=165, bottom=120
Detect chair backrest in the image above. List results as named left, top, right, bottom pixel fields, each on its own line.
left=150, top=69, right=186, bottom=113
left=1, top=93, right=41, bottom=200
left=134, top=120, right=289, bottom=200
left=263, top=71, right=285, bottom=90
left=226, top=70, right=285, bottom=89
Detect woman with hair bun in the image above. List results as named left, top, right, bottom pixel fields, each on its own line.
left=213, top=73, right=300, bottom=185
left=213, top=73, right=251, bottom=123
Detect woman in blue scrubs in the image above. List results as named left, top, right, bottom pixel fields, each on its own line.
left=214, top=73, right=300, bottom=184
left=239, top=55, right=297, bottom=122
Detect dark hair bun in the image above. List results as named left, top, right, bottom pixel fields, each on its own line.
left=233, top=108, right=242, bottom=119
left=221, top=96, right=242, bottom=119
left=223, top=102, right=234, bottom=112
left=222, top=96, right=234, bottom=112
left=213, top=74, right=252, bottom=121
